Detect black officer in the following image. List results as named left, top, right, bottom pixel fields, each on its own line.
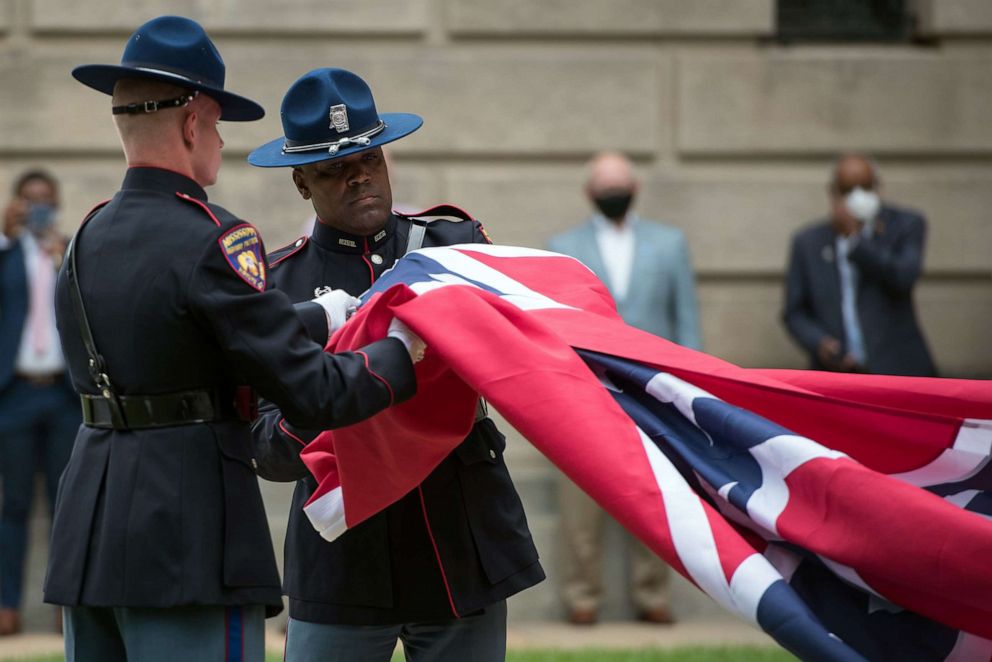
left=247, top=68, right=544, bottom=662
left=45, top=19, right=420, bottom=662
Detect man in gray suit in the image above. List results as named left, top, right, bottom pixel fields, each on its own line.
left=546, top=151, right=701, bottom=625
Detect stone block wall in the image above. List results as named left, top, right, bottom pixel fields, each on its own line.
left=6, top=0, right=991, bottom=632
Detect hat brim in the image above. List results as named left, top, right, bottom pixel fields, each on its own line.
left=247, top=113, right=423, bottom=168
left=72, top=64, right=264, bottom=122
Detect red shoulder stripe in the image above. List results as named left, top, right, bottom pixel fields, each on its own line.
left=80, top=199, right=112, bottom=225
left=270, top=236, right=309, bottom=267
left=175, top=192, right=221, bottom=226
left=402, top=203, right=474, bottom=222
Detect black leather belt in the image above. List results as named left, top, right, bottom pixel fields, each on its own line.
left=81, top=388, right=251, bottom=430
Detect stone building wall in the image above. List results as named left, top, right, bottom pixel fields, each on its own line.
left=5, top=0, right=991, bottom=631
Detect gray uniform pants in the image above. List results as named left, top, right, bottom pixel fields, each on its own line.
left=63, top=604, right=265, bottom=662
left=285, top=599, right=507, bottom=662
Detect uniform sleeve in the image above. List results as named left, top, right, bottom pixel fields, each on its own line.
left=187, top=225, right=416, bottom=430
left=471, top=219, right=494, bottom=245
left=250, top=397, right=316, bottom=482
left=847, top=212, right=926, bottom=297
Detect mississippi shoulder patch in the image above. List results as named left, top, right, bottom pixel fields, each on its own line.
left=219, top=224, right=266, bottom=292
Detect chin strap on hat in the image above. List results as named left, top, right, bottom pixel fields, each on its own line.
left=282, top=121, right=387, bottom=156
left=112, top=91, right=197, bottom=115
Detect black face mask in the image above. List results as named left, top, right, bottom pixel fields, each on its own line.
left=592, top=191, right=634, bottom=221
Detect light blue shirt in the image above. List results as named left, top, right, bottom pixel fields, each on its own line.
left=835, top=226, right=873, bottom=366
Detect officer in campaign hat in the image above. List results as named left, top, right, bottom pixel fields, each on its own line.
left=46, top=18, right=424, bottom=662
left=249, top=67, right=543, bottom=662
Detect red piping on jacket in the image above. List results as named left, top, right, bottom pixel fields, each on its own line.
left=175, top=192, right=222, bottom=226
left=278, top=419, right=307, bottom=446
left=361, top=236, right=375, bottom=286
left=356, top=350, right=394, bottom=406
left=418, top=486, right=460, bottom=618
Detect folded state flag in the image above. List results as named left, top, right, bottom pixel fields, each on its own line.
left=301, top=244, right=992, bottom=661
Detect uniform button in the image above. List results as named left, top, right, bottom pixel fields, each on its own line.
left=250, top=458, right=258, bottom=471
left=489, top=449, right=497, bottom=460
left=370, top=254, right=384, bottom=265
left=295, top=238, right=304, bottom=247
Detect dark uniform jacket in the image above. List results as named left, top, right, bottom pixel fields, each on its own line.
left=783, top=204, right=937, bottom=376
left=253, top=209, right=544, bottom=625
left=43, top=167, right=415, bottom=614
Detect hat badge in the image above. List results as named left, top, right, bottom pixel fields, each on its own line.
left=329, top=104, right=349, bottom=133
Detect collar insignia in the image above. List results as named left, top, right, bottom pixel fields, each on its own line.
left=338, top=237, right=357, bottom=248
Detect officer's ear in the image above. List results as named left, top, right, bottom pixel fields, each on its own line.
left=292, top=168, right=311, bottom=200
left=182, top=110, right=198, bottom=149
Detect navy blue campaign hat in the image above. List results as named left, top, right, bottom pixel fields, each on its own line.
left=248, top=68, right=422, bottom=168
left=72, top=15, right=263, bottom=122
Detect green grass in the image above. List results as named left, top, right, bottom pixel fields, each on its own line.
left=4, top=647, right=796, bottom=662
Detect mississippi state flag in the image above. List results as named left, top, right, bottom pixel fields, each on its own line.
left=301, top=245, right=992, bottom=662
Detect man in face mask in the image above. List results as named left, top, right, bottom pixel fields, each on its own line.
left=0, top=170, right=76, bottom=636
left=783, top=153, right=936, bottom=376
left=546, top=150, right=701, bottom=626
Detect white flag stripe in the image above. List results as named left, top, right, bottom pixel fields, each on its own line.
left=408, top=248, right=577, bottom=312
left=890, top=419, right=992, bottom=487
left=637, top=426, right=778, bottom=624
left=747, top=435, right=847, bottom=536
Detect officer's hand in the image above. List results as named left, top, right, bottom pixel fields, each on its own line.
left=312, top=289, right=361, bottom=335
left=387, top=318, right=426, bottom=364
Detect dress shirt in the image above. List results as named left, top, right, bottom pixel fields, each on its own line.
left=834, top=221, right=874, bottom=366
left=14, top=231, right=65, bottom=375
left=592, top=214, right=636, bottom=302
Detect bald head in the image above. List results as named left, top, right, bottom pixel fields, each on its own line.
left=830, top=153, right=878, bottom=196
left=586, top=151, right=637, bottom=197
left=585, top=151, right=638, bottom=222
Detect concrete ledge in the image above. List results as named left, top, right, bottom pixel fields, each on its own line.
left=925, top=0, right=992, bottom=35
left=446, top=0, right=774, bottom=37
left=0, top=0, right=12, bottom=33
left=445, top=164, right=992, bottom=273
left=0, top=44, right=665, bottom=156
left=677, top=52, right=992, bottom=155
left=29, top=0, right=427, bottom=34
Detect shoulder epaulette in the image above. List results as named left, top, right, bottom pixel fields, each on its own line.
left=175, top=192, right=222, bottom=227
left=269, top=235, right=309, bottom=267
left=399, top=204, right=475, bottom=223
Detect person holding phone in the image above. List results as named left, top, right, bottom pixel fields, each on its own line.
left=0, top=169, right=76, bottom=636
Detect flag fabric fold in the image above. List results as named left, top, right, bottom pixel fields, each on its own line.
left=299, top=245, right=992, bottom=662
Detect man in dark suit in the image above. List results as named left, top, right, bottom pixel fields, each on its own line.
left=46, top=17, right=421, bottom=661
left=248, top=68, right=543, bottom=662
left=783, top=153, right=936, bottom=376
left=0, top=170, right=78, bottom=636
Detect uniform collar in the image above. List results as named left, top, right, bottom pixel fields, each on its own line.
left=310, top=213, right=397, bottom=254
left=122, top=167, right=207, bottom=201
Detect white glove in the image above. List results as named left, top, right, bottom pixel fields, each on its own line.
left=388, top=317, right=426, bottom=363
left=312, top=289, right=361, bottom=335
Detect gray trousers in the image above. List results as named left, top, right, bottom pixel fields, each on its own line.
left=285, top=600, right=507, bottom=662
left=63, top=604, right=265, bottom=662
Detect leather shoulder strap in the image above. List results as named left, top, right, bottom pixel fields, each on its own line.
left=64, top=207, right=127, bottom=428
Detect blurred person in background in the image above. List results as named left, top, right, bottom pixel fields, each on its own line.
left=0, top=169, right=77, bottom=636
left=546, top=150, right=701, bottom=626
left=783, top=153, right=936, bottom=376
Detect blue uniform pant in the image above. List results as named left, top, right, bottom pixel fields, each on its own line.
left=0, top=378, right=78, bottom=608
left=63, top=605, right=265, bottom=662
left=285, top=600, right=507, bottom=662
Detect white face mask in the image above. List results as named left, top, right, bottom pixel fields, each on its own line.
left=845, top=187, right=880, bottom=223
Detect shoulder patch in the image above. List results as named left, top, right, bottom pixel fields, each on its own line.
left=218, top=224, right=266, bottom=292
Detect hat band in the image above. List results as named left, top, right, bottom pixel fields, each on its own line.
left=127, top=66, right=219, bottom=88
left=282, top=121, right=386, bottom=156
